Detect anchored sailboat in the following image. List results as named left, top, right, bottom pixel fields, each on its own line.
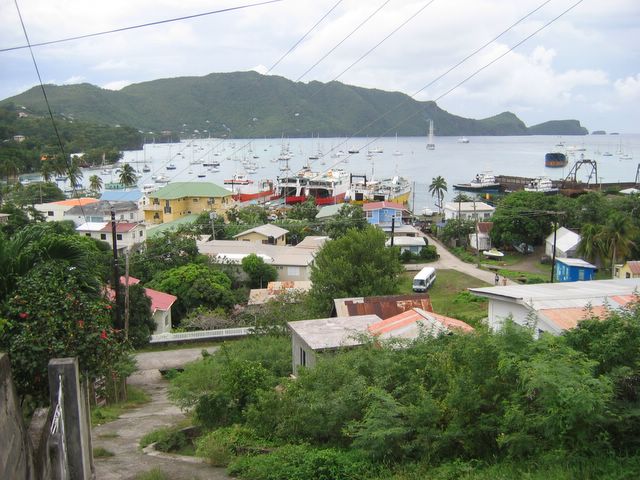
left=426, top=120, right=435, bottom=150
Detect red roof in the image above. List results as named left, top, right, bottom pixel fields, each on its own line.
left=342, top=294, right=433, bottom=319
left=368, top=308, right=473, bottom=337
left=109, top=276, right=177, bottom=313
left=362, top=201, right=406, bottom=212
left=100, top=222, right=140, bottom=233
left=627, top=261, right=640, bottom=275
left=477, top=222, right=493, bottom=234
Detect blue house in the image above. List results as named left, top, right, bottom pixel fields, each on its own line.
left=362, top=201, right=406, bottom=226
left=555, top=258, right=597, bottom=282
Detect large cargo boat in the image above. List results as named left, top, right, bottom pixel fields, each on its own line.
left=453, top=172, right=501, bottom=193
left=273, top=166, right=350, bottom=205
left=545, top=152, right=568, bottom=168
left=348, top=174, right=412, bottom=205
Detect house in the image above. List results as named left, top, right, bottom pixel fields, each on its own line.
left=248, top=280, right=312, bottom=305
left=288, top=308, right=472, bottom=375
left=233, top=224, right=288, bottom=245
left=100, top=189, right=146, bottom=210
left=143, top=182, right=234, bottom=225
left=615, top=261, right=640, bottom=279
left=333, top=293, right=433, bottom=319
left=63, top=200, right=142, bottom=226
left=386, top=236, right=426, bottom=254
left=469, top=278, right=640, bottom=336
left=110, top=276, right=177, bottom=334
left=197, top=237, right=328, bottom=281
left=33, top=197, right=99, bottom=222
left=362, top=201, right=408, bottom=226
left=555, top=258, right=597, bottom=282
left=76, top=222, right=146, bottom=252
left=12, top=135, right=25, bottom=142
left=379, top=223, right=422, bottom=237
left=443, top=202, right=494, bottom=221
left=469, top=222, right=493, bottom=252
left=545, top=226, right=580, bottom=258
left=315, top=203, right=344, bottom=221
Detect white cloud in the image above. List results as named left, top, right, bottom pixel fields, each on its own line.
left=92, top=59, right=129, bottom=71
left=614, top=74, right=640, bottom=100
left=101, top=80, right=132, bottom=91
left=63, top=75, right=85, bottom=84
left=251, top=64, right=268, bottom=75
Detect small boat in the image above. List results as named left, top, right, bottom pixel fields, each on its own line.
left=155, top=174, right=170, bottom=184
left=197, top=173, right=206, bottom=178
left=483, top=248, right=504, bottom=258
left=620, top=153, right=633, bottom=160
left=524, top=176, right=558, bottom=194
left=142, top=164, right=151, bottom=173
left=224, top=174, right=253, bottom=185
left=453, top=172, right=500, bottom=192
left=602, top=152, right=613, bottom=157
left=347, top=148, right=360, bottom=154
left=100, top=169, right=111, bottom=175
left=55, top=176, right=67, bottom=182
left=208, top=167, right=220, bottom=173
left=545, top=152, right=568, bottom=168
left=426, top=119, right=435, bottom=150
left=142, top=183, right=157, bottom=194
left=457, top=137, right=470, bottom=143
left=166, top=163, right=177, bottom=170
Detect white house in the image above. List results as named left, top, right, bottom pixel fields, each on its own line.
left=545, top=226, right=581, bottom=258
left=33, top=197, right=100, bottom=222
left=469, top=222, right=493, bottom=252
left=469, top=278, right=640, bottom=337
left=76, top=222, right=146, bottom=253
left=386, top=236, right=426, bottom=254
left=444, top=202, right=495, bottom=221
left=288, top=309, right=472, bottom=375
left=63, top=200, right=142, bottom=226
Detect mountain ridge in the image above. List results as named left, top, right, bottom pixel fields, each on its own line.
left=1, top=71, right=588, bottom=137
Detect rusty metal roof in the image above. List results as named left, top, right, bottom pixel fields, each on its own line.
left=336, top=293, right=433, bottom=319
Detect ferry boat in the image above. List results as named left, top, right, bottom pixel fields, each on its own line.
left=224, top=174, right=253, bottom=185
left=453, top=172, right=501, bottom=192
left=233, top=179, right=274, bottom=203
left=545, top=152, right=568, bottom=168
left=524, top=176, right=559, bottom=194
left=348, top=175, right=412, bottom=205
left=273, top=166, right=350, bottom=205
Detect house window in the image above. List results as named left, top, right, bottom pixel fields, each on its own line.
left=100, top=233, right=107, bottom=240
left=300, top=347, right=306, bottom=367
left=116, top=234, right=123, bottom=240
left=153, top=198, right=159, bottom=205
left=365, top=211, right=372, bottom=218
left=626, top=272, right=631, bottom=279
left=48, top=211, right=54, bottom=216
left=130, top=213, right=134, bottom=219
left=578, top=269, right=585, bottom=280
left=193, top=198, right=199, bottom=203
left=85, top=233, right=91, bottom=237
left=287, top=266, right=300, bottom=277
left=139, top=230, right=144, bottom=237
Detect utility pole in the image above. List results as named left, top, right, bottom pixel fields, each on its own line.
left=124, top=250, right=130, bottom=340
left=110, top=209, right=122, bottom=328
left=474, top=198, right=480, bottom=267
left=209, top=211, right=217, bottom=240
left=390, top=217, right=395, bottom=246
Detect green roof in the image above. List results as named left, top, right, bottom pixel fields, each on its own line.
left=147, top=214, right=200, bottom=239
left=316, top=203, right=344, bottom=220
left=151, top=182, right=232, bottom=199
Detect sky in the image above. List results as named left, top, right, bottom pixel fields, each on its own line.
left=1, top=0, right=639, bottom=133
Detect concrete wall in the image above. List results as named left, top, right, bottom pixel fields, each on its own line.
left=291, top=333, right=317, bottom=376
left=0, top=353, right=35, bottom=480
left=274, top=265, right=310, bottom=281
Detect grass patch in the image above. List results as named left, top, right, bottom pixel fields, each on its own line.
left=136, top=339, right=224, bottom=353
left=498, top=268, right=548, bottom=284
left=97, top=432, right=119, bottom=439
left=132, top=468, right=171, bottom=480
left=140, top=421, right=196, bottom=456
left=91, top=385, right=150, bottom=426
left=480, top=252, right=525, bottom=267
left=92, top=446, right=115, bottom=458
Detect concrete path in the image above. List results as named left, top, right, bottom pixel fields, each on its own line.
left=406, top=234, right=515, bottom=286
left=92, top=347, right=230, bottom=480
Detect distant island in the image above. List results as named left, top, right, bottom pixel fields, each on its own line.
left=0, top=71, right=588, bottom=138
left=592, top=130, right=607, bottom=135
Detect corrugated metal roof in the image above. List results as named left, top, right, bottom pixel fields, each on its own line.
left=336, top=294, right=433, bottom=319
left=50, top=197, right=99, bottom=207
left=234, top=224, right=289, bottom=239
left=316, top=203, right=343, bottom=219
left=150, top=182, right=232, bottom=199
left=362, top=201, right=406, bottom=211
left=288, top=315, right=382, bottom=350
left=627, top=261, right=640, bottom=275
left=386, top=236, right=425, bottom=246
left=546, top=227, right=580, bottom=252
left=556, top=258, right=597, bottom=268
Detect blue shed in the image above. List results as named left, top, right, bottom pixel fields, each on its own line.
left=555, top=257, right=597, bottom=282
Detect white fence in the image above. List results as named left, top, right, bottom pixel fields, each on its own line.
left=149, top=327, right=253, bottom=344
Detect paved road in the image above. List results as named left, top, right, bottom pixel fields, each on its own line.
left=406, top=234, right=515, bottom=286
left=92, top=347, right=229, bottom=480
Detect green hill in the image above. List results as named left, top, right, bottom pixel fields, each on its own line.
left=1, top=71, right=587, bottom=137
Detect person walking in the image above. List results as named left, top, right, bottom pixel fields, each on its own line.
left=495, top=273, right=500, bottom=285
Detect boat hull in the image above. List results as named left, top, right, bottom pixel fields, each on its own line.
left=545, top=152, right=568, bottom=168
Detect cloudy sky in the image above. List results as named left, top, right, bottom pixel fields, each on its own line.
left=1, top=0, right=638, bottom=132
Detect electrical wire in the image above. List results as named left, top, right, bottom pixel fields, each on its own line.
left=1, top=0, right=283, bottom=53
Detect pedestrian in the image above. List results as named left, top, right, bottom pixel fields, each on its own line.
left=502, top=276, right=507, bottom=286
left=495, top=273, right=499, bottom=285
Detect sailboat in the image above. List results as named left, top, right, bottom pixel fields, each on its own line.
left=426, top=120, right=435, bottom=150
left=392, top=133, right=403, bottom=156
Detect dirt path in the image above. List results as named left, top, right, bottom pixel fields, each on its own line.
left=92, top=348, right=231, bottom=480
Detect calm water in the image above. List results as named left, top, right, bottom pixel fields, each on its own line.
left=76, top=133, right=639, bottom=213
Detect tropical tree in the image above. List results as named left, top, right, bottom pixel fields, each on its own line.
left=324, top=203, right=367, bottom=239
left=241, top=253, right=278, bottom=288
left=428, top=176, right=447, bottom=214
left=308, top=226, right=403, bottom=315
left=577, top=223, right=604, bottom=265
left=598, top=213, right=637, bottom=277
left=89, top=174, right=103, bottom=194
left=40, top=158, right=54, bottom=183
left=67, top=157, right=83, bottom=188
left=119, top=163, right=138, bottom=187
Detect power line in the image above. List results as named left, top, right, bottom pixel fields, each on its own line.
left=13, top=0, right=86, bottom=218
left=295, top=0, right=392, bottom=82
left=266, top=0, right=344, bottom=74
left=1, top=0, right=283, bottom=53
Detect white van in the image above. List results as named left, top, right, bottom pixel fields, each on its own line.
left=412, top=267, right=436, bottom=292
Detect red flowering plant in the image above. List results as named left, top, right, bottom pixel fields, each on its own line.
left=1, top=261, right=132, bottom=405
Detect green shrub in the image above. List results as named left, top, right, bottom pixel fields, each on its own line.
left=196, top=425, right=271, bottom=466
left=140, top=426, right=189, bottom=453
left=132, top=468, right=170, bottom=480
left=419, top=245, right=438, bottom=261
left=92, top=447, right=114, bottom=458
left=227, top=444, right=374, bottom=480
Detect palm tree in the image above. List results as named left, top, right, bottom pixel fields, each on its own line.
left=67, top=157, right=83, bottom=188
left=119, top=164, right=138, bottom=188
left=577, top=223, right=604, bottom=265
left=40, top=159, right=54, bottom=183
left=89, top=175, right=103, bottom=195
left=428, top=176, right=448, bottom=214
left=599, top=213, right=637, bottom=278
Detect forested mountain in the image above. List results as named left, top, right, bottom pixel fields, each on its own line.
left=1, top=71, right=587, bottom=138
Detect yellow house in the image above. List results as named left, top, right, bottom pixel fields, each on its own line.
left=144, top=182, right=234, bottom=225
left=233, top=224, right=289, bottom=245
left=615, top=261, right=640, bottom=279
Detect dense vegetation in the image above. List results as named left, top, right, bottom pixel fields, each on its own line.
left=1, top=72, right=587, bottom=137
left=168, top=301, right=640, bottom=479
